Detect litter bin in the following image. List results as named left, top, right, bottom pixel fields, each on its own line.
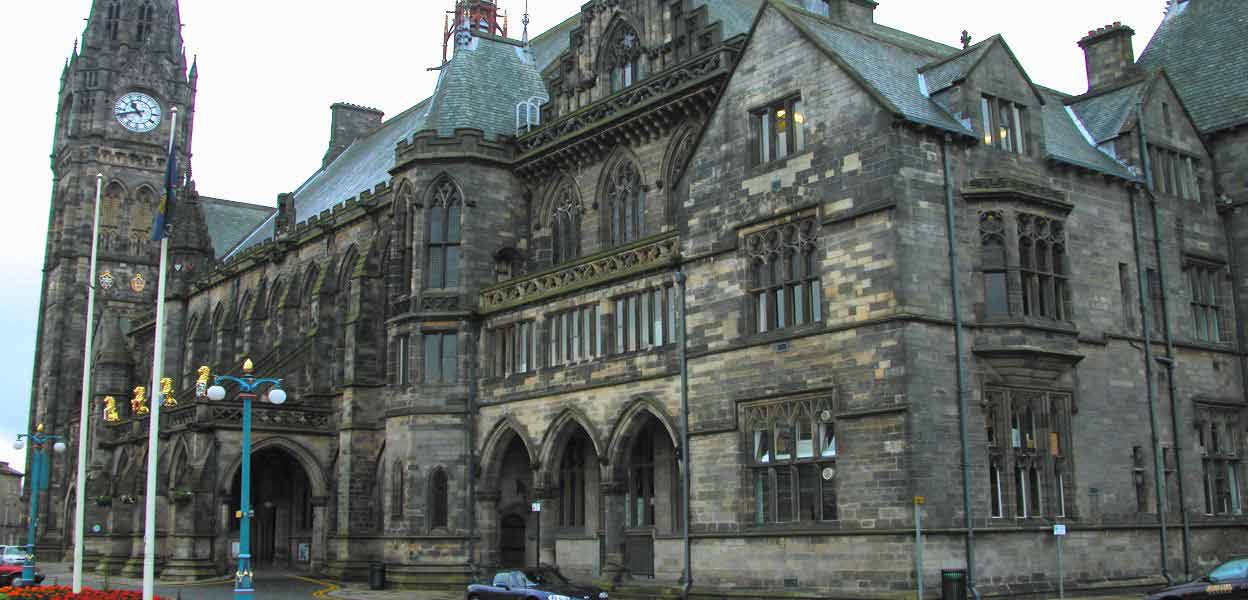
left=369, top=561, right=386, bottom=590
left=941, top=569, right=966, bottom=600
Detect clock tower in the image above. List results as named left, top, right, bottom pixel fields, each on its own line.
left=29, top=0, right=197, bottom=549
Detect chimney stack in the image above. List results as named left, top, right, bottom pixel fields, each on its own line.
left=1078, top=22, right=1137, bottom=92
left=323, top=103, right=384, bottom=168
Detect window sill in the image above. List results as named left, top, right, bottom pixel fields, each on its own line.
left=746, top=321, right=825, bottom=346
left=747, top=150, right=814, bottom=179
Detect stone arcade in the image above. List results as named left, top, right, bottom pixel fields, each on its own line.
left=27, top=0, right=1248, bottom=596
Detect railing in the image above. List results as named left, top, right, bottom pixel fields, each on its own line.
left=479, top=232, right=680, bottom=314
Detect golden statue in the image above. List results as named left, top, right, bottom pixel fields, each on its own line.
left=195, top=366, right=211, bottom=400
left=103, top=396, right=120, bottom=423
left=131, top=386, right=149, bottom=417
left=161, top=377, right=177, bottom=409
left=243, top=358, right=255, bottom=374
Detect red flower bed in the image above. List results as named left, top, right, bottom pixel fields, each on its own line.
left=0, top=586, right=167, bottom=600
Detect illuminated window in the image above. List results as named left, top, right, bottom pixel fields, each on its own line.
left=980, top=95, right=1027, bottom=155
left=750, top=97, right=806, bottom=166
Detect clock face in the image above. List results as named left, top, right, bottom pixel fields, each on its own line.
left=114, top=92, right=162, bottom=133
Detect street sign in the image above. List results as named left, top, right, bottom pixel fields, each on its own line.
left=531, top=501, right=542, bottom=513
left=1053, top=524, right=1067, bottom=536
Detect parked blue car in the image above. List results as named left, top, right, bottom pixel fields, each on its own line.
left=465, top=567, right=607, bottom=600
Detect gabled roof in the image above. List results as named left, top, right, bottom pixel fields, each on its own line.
left=1039, top=87, right=1137, bottom=180
left=198, top=196, right=276, bottom=259
left=1066, top=80, right=1147, bottom=144
left=771, top=2, right=971, bottom=136
left=1138, top=0, right=1248, bottom=133
left=920, top=37, right=992, bottom=95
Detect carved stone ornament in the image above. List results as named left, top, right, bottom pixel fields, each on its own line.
left=130, top=273, right=147, bottom=293
left=98, top=271, right=115, bottom=290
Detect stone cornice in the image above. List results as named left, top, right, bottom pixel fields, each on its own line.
left=479, top=231, right=680, bottom=314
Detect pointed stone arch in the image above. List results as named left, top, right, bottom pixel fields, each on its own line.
left=597, top=14, right=646, bottom=93
left=544, top=174, right=584, bottom=265
left=605, top=396, right=680, bottom=483
left=479, top=416, right=538, bottom=491
left=217, top=436, right=330, bottom=499
left=425, top=174, right=465, bottom=289
left=537, top=406, right=606, bottom=486
left=598, top=147, right=648, bottom=247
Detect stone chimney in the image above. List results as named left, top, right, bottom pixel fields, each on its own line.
left=823, top=0, right=876, bottom=24
left=322, top=102, right=384, bottom=168
left=1078, top=22, right=1137, bottom=92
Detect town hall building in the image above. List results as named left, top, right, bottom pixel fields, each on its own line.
left=26, top=0, right=1248, bottom=597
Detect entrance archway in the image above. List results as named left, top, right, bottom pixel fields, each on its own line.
left=494, top=436, right=534, bottom=567
left=228, top=447, right=314, bottom=568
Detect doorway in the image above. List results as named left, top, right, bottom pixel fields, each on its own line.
left=228, top=446, right=314, bottom=568
left=500, top=514, right=527, bottom=567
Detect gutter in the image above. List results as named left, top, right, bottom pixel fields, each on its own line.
left=940, top=133, right=980, bottom=600
left=1128, top=104, right=1172, bottom=584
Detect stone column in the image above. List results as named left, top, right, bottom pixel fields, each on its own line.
left=475, top=490, right=500, bottom=567
left=535, top=486, right=557, bottom=566
left=600, top=480, right=627, bottom=581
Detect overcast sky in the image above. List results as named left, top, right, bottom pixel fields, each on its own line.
left=0, top=0, right=1167, bottom=473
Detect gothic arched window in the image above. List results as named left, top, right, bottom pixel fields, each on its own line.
left=603, top=22, right=644, bottom=93
left=980, top=211, right=1008, bottom=317
left=605, top=159, right=645, bottom=247
left=136, top=3, right=155, bottom=42
left=426, top=179, right=462, bottom=289
left=550, top=179, right=582, bottom=265
left=104, top=2, right=121, bottom=42
left=429, top=468, right=449, bottom=530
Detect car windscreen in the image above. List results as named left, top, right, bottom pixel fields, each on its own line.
left=521, top=569, right=570, bottom=585
left=1209, top=559, right=1248, bottom=582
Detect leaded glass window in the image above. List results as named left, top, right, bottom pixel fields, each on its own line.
left=1018, top=213, right=1070, bottom=321
left=427, top=180, right=462, bottom=289
left=745, top=215, right=822, bottom=333
left=743, top=395, right=838, bottom=524
left=985, top=388, right=1073, bottom=519
left=550, top=180, right=582, bottom=265
left=980, top=211, right=1009, bottom=317
left=606, top=160, right=645, bottom=246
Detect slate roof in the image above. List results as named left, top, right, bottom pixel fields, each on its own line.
left=423, top=35, right=549, bottom=139
left=226, top=33, right=547, bottom=261
left=530, top=13, right=579, bottom=71
left=774, top=3, right=970, bottom=136
left=1066, top=81, right=1146, bottom=144
left=920, top=38, right=992, bottom=95
left=198, top=196, right=275, bottom=259
left=1038, top=87, right=1136, bottom=180
left=0, top=462, right=20, bottom=478
left=1137, top=0, right=1248, bottom=133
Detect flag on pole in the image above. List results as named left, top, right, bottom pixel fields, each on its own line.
left=150, top=139, right=178, bottom=241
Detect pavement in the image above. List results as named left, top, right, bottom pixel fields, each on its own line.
left=29, top=562, right=1155, bottom=600
left=34, top=562, right=456, bottom=600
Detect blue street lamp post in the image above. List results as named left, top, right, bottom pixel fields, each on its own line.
left=14, top=426, right=67, bottom=586
left=206, top=359, right=286, bottom=599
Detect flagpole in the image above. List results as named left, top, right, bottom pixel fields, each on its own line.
left=143, top=106, right=177, bottom=600
left=72, top=174, right=104, bottom=593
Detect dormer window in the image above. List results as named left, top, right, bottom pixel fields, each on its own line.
left=980, top=95, right=1027, bottom=155
left=604, top=23, right=644, bottom=93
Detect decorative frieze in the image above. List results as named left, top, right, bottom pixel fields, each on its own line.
left=479, top=232, right=680, bottom=314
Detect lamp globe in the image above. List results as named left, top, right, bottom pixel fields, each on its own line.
left=206, top=385, right=227, bottom=401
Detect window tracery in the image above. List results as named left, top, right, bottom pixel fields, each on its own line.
left=743, top=395, right=838, bottom=524
left=1018, top=214, right=1070, bottom=320
left=550, top=180, right=582, bottom=265
left=980, top=211, right=1008, bottom=317
left=745, top=216, right=822, bottom=333
left=605, top=159, right=645, bottom=247
left=427, top=179, right=462, bottom=289
left=603, top=22, right=644, bottom=93
left=985, top=388, right=1072, bottom=519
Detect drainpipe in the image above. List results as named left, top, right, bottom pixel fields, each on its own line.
left=1128, top=182, right=1172, bottom=585
left=940, top=134, right=980, bottom=600
left=1139, top=138, right=1192, bottom=580
left=466, top=324, right=479, bottom=578
left=675, top=269, right=692, bottom=600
